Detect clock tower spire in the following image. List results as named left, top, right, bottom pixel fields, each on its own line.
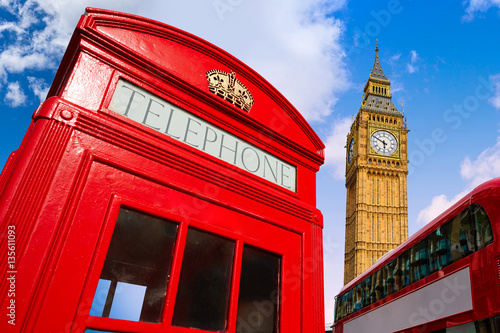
left=344, top=42, right=409, bottom=284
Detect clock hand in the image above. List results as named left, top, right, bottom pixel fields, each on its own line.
left=374, top=136, right=387, bottom=147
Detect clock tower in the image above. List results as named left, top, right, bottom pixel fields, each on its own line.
left=344, top=43, right=409, bottom=284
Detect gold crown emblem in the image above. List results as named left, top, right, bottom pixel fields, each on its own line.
left=206, top=70, right=254, bottom=112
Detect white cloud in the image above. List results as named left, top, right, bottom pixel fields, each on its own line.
left=417, top=135, right=500, bottom=224
left=28, top=76, right=49, bottom=102
left=0, top=48, right=51, bottom=74
left=389, top=53, right=401, bottom=63
left=0, top=0, right=139, bottom=98
left=5, top=81, right=26, bottom=107
left=460, top=136, right=500, bottom=187
left=406, top=50, right=419, bottom=74
left=432, top=56, right=447, bottom=72
left=416, top=191, right=467, bottom=225
left=410, top=50, right=419, bottom=63
left=489, top=73, right=500, bottom=109
left=139, top=0, right=350, bottom=122
left=0, top=1, right=350, bottom=121
left=407, top=64, right=417, bottom=74
left=323, top=117, right=352, bottom=180
left=389, top=76, right=404, bottom=94
left=462, top=0, right=500, bottom=22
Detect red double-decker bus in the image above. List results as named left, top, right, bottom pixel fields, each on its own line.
left=333, top=178, right=500, bottom=333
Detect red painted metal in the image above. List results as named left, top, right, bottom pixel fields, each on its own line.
left=0, top=8, right=325, bottom=333
left=333, top=178, right=500, bottom=333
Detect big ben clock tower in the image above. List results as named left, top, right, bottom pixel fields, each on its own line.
left=344, top=43, right=409, bottom=284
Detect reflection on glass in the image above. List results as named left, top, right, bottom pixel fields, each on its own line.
left=172, top=228, right=235, bottom=332
left=472, top=204, right=493, bottom=250
left=335, top=204, right=496, bottom=322
left=429, top=222, right=452, bottom=273
left=109, top=282, right=147, bottom=321
left=410, top=239, right=429, bottom=283
left=385, top=259, right=399, bottom=295
left=236, top=245, right=281, bottom=333
left=373, top=269, right=385, bottom=301
left=450, top=209, right=473, bottom=263
left=90, top=208, right=178, bottom=323
left=353, top=284, right=362, bottom=312
left=90, top=279, right=111, bottom=317
left=400, top=251, right=410, bottom=288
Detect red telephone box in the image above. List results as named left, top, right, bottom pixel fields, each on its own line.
left=0, top=8, right=325, bottom=333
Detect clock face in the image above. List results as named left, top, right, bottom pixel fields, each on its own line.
left=370, top=130, right=398, bottom=156
left=348, top=138, right=354, bottom=164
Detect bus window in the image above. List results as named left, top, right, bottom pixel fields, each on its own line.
left=334, top=296, right=340, bottom=321
left=400, top=251, right=411, bottom=288
left=471, top=204, right=493, bottom=250
left=410, top=238, right=429, bottom=283
left=345, top=289, right=353, bottom=316
left=450, top=208, right=474, bottom=263
left=339, top=293, right=346, bottom=319
left=429, top=222, right=452, bottom=273
left=362, top=276, right=373, bottom=307
left=373, top=269, right=385, bottom=301
left=372, top=271, right=379, bottom=302
left=385, top=259, right=399, bottom=295
left=381, top=267, right=388, bottom=298
left=369, top=274, right=377, bottom=305
left=339, top=290, right=352, bottom=319
left=353, top=284, right=363, bottom=312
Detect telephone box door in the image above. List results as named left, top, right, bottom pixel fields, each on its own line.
left=33, top=159, right=302, bottom=333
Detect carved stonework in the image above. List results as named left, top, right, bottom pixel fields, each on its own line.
left=206, top=70, right=254, bottom=112
left=343, top=45, right=409, bottom=285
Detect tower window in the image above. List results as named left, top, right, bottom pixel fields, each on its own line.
left=372, top=180, right=375, bottom=204
left=386, top=219, right=389, bottom=242
left=391, top=217, right=393, bottom=243
left=377, top=180, right=379, bottom=205
left=372, top=216, right=374, bottom=242
left=386, top=181, right=389, bottom=206
left=377, top=217, right=380, bottom=242
left=391, top=181, right=394, bottom=205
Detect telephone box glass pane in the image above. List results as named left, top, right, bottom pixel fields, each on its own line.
left=236, top=245, right=281, bottom=333
left=172, top=228, right=235, bottom=331
left=90, top=208, right=178, bottom=323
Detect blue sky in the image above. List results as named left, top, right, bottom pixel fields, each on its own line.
left=1, top=0, right=500, bottom=325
